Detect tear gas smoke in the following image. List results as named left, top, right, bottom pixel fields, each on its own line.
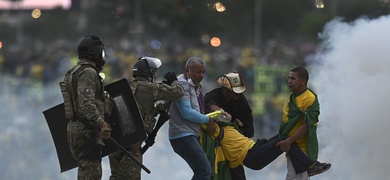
left=307, top=15, right=390, bottom=179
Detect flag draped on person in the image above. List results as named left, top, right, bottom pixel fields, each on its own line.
left=200, top=125, right=232, bottom=180
left=279, top=89, right=320, bottom=160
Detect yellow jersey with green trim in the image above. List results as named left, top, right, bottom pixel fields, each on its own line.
left=208, top=125, right=255, bottom=168
left=282, top=89, right=315, bottom=152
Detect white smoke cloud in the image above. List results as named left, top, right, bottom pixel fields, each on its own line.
left=309, top=15, right=390, bottom=179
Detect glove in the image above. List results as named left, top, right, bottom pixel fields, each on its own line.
left=163, top=72, right=177, bottom=85
left=104, top=91, right=114, bottom=117
left=100, top=121, right=111, bottom=139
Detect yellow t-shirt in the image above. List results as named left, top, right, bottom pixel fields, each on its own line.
left=282, top=89, right=315, bottom=153
left=207, top=125, right=255, bottom=168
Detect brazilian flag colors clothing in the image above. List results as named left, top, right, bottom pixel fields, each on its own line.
left=201, top=127, right=231, bottom=180
left=201, top=123, right=314, bottom=176
left=279, top=89, right=320, bottom=160
left=201, top=124, right=254, bottom=169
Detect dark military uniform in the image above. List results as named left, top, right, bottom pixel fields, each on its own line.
left=109, top=76, right=184, bottom=180
left=66, top=59, right=109, bottom=180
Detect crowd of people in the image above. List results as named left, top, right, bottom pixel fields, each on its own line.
left=0, top=35, right=316, bottom=123
left=0, top=35, right=315, bottom=86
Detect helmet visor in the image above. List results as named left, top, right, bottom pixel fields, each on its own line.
left=143, top=57, right=162, bottom=69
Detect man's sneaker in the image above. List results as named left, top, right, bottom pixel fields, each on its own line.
left=307, top=161, right=331, bottom=177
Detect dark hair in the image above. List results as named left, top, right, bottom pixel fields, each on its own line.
left=291, top=67, right=309, bottom=83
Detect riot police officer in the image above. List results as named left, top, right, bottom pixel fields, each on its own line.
left=108, top=57, right=184, bottom=180
left=64, top=35, right=112, bottom=180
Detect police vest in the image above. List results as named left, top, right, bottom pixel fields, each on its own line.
left=60, top=63, right=104, bottom=119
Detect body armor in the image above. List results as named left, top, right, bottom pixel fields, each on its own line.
left=59, top=63, right=107, bottom=120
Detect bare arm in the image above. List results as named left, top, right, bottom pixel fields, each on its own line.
left=276, top=122, right=308, bottom=152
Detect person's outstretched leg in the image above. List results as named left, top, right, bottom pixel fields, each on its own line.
left=288, top=142, right=331, bottom=176
left=243, top=136, right=285, bottom=170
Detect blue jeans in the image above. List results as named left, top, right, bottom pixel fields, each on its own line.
left=170, top=135, right=212, bottom=180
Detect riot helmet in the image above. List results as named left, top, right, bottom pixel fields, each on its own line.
left=132, top=56, right=162, bottom=82
left=77, top=35, right=105, bottom=70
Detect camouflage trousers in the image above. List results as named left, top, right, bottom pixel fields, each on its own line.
left=77, top=159, right=102, bottom=180
left=68, top=120, right=103, bottom=180
left=108, top=143, right=142, bottom=180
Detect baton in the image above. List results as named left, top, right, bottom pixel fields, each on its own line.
left=107, top=137, right=151, bottom=174
left=141, top=101, right=172, bottom=154
left=141, top=110, right=170, bottom=154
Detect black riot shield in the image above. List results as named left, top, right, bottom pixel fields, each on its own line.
left=43, top=78, right=146, bottom=173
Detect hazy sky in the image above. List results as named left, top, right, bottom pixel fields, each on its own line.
left=0, top=0, right=71, bottom=10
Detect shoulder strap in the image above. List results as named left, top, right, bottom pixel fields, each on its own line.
left=129, top=79, right=138, bottom=95
left=68, top=64, right=97, bottom=98
left=65, top=64, right=96, bottom=113
left=129, top=79, right=149, bottom=118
